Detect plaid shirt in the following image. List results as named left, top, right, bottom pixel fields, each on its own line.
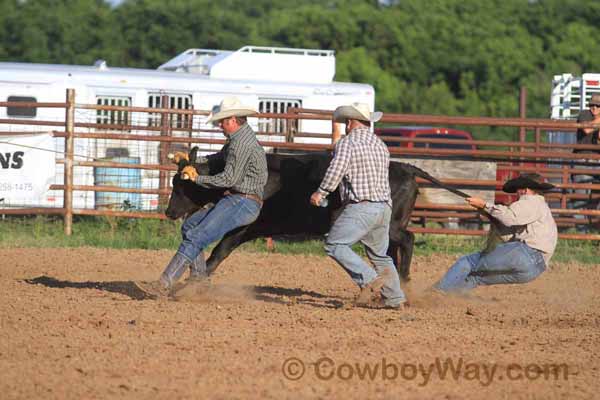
left=318, top=126, right=391, bottom=206
left=195, top=123, right=268, bottom=199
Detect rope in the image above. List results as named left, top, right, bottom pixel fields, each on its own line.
left=0, top=140, right=96, bottom=160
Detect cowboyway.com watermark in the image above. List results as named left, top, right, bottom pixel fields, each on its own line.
left=281, top=357, right=573, bottom=386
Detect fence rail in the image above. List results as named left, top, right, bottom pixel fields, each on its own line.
left=1, top=89, right=599, bottom=241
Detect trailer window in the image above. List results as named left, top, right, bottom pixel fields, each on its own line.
left=7, top=96, right=37, bottom=117
left=148, top=94, right=193, bottom=130
left=96, top=96, right=131, bottom=127
left=258, top=98, right=301, bottom=134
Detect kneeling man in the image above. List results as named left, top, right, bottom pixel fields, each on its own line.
left=435, top=173, right=557, bottom=293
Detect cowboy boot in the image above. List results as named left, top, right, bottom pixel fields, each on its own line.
left=355, top=268, right=394, bottom=307
left=135, top=253, right=191, bottom=299
left=189, top=252, right=208, bottom=280
left=173, top=253, right=210, bottom=299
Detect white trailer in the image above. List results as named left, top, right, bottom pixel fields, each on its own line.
left=550, top=73, right=600, bottom=120
left=0, top=45, right=375, bottom=210
left=548, top=73, right=600, bottom=146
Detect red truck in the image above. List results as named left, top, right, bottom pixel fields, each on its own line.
left=374, top=126, right=518, bottom=204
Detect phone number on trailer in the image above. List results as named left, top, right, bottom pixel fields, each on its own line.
left=0, top=182, right=34, bottom=192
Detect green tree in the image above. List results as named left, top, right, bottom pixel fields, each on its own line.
left=336, top=47, right=404, bottom=112
left=4, top=0, right=116, bottom=64
left=5, top=0, right=600, bottom=123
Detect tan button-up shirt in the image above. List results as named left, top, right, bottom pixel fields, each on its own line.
left=484, top=194, right=558, bottom=265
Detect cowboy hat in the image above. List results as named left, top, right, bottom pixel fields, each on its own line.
left=502, top=173, right=555, bottom=193
left=333, top=102, right=383, bottom=123
left=206, top=97, right=257, bottom=123
left=590, top=94, right=600, bottom=107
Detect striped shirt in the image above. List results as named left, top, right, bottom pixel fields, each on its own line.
left=195, top=123, right=268, bottom=199
left=317, top=126, right=391, bottom=206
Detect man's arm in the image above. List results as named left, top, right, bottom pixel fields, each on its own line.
left=577, top=111, right=598, bottom=136
left=468, top=196, right=540, bottom=227
left=316, top=139, right=351, bottom=197
left=484, top=200, right=540, bottom=226
left=195, top=143, right=249, bottom=189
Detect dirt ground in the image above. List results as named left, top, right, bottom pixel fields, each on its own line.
left=0, top=247, right=599, bottom=400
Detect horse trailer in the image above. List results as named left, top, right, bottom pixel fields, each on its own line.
left=0, top=45, right=375, bottom=210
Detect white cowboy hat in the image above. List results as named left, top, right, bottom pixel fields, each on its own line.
left=206, top=96, right=257, bottom=123
left=333, top=102, right=383, bottom=123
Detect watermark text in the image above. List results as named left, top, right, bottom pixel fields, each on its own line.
left=282, top=357, right=572, bottom=386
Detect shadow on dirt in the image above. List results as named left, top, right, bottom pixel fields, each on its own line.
left=21, top=276, right=346, bottom=307
left=23, top=275, right=149, bottom=300
left=252, top=285, right=346, bottom=309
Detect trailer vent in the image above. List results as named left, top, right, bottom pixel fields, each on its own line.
left=148, top=93, right=193, bottom=130
left=96, top=96, right=131, bottom=127
left=258, top=98, right=301, bottom=134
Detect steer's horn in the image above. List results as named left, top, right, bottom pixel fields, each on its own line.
left=189, top=146, right=199, bottom=165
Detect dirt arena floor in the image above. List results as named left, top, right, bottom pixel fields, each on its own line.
left=1, top=247, right=599, bottom=399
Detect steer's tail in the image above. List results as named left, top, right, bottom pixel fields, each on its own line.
left=399, top=162, right=471, bottom=199
left=401, top=162, right=503, bottom=251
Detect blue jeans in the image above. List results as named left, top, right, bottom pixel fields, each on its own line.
left=177, top=194, right=261, bottom=263
left=324, top=202, right=406, bottom=306
left=435, top=241, right=546, bottom=293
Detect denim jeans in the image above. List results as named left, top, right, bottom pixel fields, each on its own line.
left=324, top=202, right=406, bottom=306
left=177, top=194, right=261, bottom=263
left=435, top=241, right=546, bottom=293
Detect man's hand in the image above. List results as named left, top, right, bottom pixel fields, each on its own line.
left=310, top=191, right=323, bottom=206
left=466, top=197, right=486, bottom=209
left=181, top=165, right=199, bottom=181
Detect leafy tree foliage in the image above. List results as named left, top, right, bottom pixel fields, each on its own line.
left=2, top=0, right=600, bottom=129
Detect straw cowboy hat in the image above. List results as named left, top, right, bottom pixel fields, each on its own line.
left=590, top=94, right=600, bottom=106
left=206, top=96, right=257, bottom=123
left=502, top=173, right=555, bottom=193
left=333, top=102, right=383, bottom=123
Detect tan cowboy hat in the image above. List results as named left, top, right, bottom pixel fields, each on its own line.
left=333, top=102, right=383, bottom=123
left=589, top=94, right=600, bottom=106
left=206, top=96, right=257, bottom=123
left=502, top=173, right=555, bottom=193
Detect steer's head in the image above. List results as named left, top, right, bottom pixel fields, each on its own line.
left=165, top=147, right=222, bottom=220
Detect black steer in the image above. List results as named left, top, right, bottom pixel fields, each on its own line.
left=165, top=148, right=460, bottom=281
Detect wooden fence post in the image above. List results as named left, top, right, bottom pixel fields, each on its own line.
left=519, top=87, right=527, bottom=143
left=159, top=95, right=171, bottom=209
left=285, top=109, right=296, bottom=143
left=519, top=86, right=527, bottom=168
left=64, top=89, right=75, bottom=235
left=332, top=121, right=343, bottom=144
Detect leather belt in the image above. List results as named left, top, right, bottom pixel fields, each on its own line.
left=351, top=200, right=384, bottom=204
left=224, top=190, right=263, bottom=206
